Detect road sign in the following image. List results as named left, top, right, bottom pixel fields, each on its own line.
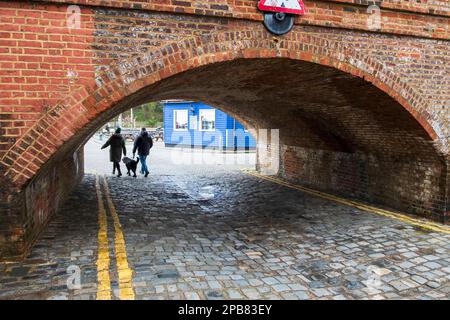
left=258, top=0, right=306, bottom=15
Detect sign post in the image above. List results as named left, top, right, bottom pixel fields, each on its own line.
left=257, top=0, right=306, bottom=35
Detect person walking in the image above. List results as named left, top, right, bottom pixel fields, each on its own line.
left=133, top=128, right=153, bottom=177
left=101, top=127, right=126, bottom=177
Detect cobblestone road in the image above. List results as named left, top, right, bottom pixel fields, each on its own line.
left=0, top=138, right=449, bottom=300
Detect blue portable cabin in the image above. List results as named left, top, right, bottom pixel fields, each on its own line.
left=163, top=101, right=256, bottom=150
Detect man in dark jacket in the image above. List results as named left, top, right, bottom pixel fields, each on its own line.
left=101, top=127, right=126, bottom=177
left=133, top=128, right=153, bottom=177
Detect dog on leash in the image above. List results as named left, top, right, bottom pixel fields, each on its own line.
left=122, top=157, right=140, bottom=177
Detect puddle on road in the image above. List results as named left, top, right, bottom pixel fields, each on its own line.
left=199, top=186, right=215, bottom=200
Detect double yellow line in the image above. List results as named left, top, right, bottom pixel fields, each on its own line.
left=243, top=169, right=450, bottom=235
left=95, top=175, right=135, bottom=300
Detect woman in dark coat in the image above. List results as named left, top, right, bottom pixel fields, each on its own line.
left=101, top=127, right=126, bottom=177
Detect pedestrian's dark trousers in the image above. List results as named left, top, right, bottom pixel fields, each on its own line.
left=112, top=162, right=121, bottom=175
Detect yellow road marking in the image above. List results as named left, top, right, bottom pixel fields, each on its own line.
left=95, top=175, right=112, bottom=300
left=102, top=176, right=136, bottom=300
left=243, top=169, right=450, bottom=235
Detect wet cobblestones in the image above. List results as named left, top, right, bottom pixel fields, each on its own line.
left=0, top=143, right=449, bottom=300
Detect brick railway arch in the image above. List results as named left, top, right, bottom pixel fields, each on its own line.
left=1, top=30, right=448, bottom=259
left=2, top=31, right=443, bottom=183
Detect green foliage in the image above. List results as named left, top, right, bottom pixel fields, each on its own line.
left=135, top=102, right=163, bottom=128
left=107, top=102, right=163, bottom=129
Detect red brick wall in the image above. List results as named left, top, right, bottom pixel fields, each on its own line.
left=0, top=2, right=95, bottom=162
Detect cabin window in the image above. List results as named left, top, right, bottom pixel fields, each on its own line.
left=199, top=109, right=215, bottom=131
left=173, top=110, right=188, bottom=131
